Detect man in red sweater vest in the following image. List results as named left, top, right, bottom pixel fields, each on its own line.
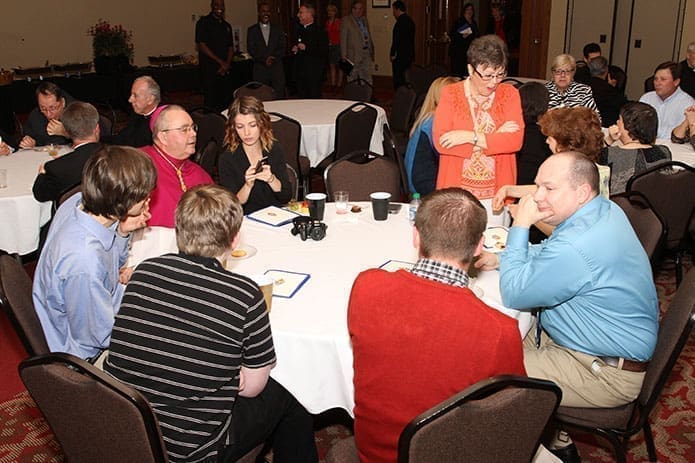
left=348, top=187, right=526, bottom=463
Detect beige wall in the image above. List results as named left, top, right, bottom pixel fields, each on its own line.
left=0, top=1, right=257, bottom=69
left=367, top=6, right=395, bottom=77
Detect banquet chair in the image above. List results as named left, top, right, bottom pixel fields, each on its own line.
left=190, top=107, right=227, bottom=158
left=57, top=183, right=81, bottom=208
left=286, top=163, right=299, bottom=200
left=555, top=268, right=695, bottom=463
left=195, top=139, right=220, bottom=181
left=270, top=112, right=310, bottom=194
left=233, top=81, right=276, bottom=102
left=321, top=102, right=378, bottom=170
left=325, top=375, right=561, bottom=463
left=324, top=150, right=402, bottom=202
left=390, top=85, right=416, bottom=140
left=626, top=161, right=695, bottom=286
left=19, top=353, right=265, bottom=463
left=343, top=78, right=373, bottom=102
left=382, top=123, right=411, bottom=198
left=0, top=254, right=49, bottom=357
left=398, top=375, right=561, bottom=463
left=20, top=352, right=169, bottom=463
left=501, top=77, right=524, bottom=88
left=611, top=191, right=667, bottom=265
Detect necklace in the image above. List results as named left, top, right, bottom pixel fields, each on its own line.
left=153, top=145, right=187, bottom=192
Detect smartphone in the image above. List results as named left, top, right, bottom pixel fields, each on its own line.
left=254, top=156, right=269, bottom=174
left=388, top=203, right=402, bottom=214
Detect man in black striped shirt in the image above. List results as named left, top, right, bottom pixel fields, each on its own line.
left=105, top=184, right=317, bottom=463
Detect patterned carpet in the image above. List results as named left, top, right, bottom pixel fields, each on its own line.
left=0, top=256, right=692, bottom=463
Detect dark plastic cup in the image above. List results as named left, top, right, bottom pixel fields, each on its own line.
left=370, top=192, right=391, bottom=221
left=306, top=193, right=326, bottom=220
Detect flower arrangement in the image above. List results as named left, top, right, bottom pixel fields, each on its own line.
left=87, top=19, right=134, bottom=60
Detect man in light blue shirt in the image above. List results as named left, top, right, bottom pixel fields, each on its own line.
left=33, top=146, right=156, bottom=360
left=640, top=61, right=695, bottom=139
left=477, top=151, right=658, bottom=463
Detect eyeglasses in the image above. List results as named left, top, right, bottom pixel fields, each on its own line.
left=39, top=103, right=63, bottom=113
left=473, top=68, right=507, bottom=82
left=161, top=123, right=198, bottom=134
left=552, top=69, right=575, bottom=76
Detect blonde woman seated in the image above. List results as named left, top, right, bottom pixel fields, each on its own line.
left=493, top=107, right=605, bottom=235
left=404, top=76, right=461, bottom=196
left=601, top=102, right=671, bottom=194
left=219, top=96, right=292, bottom=214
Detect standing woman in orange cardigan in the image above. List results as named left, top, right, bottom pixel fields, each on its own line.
left=433, top=34, right=523, bottom=225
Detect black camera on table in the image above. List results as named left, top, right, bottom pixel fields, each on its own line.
left=291, top=216, right=327, bottom=241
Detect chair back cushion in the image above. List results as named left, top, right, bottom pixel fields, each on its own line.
left=343, top=79, right=373, bottom=102
left=399, top=376, right=561, bottom=463
left=390, top=86, right=416, bottom=134
left=325, top=151, right=401, bottom=202
left=190, top=109, right=227, bottom=157
left=270, top=113, right=302, bottom=172
left=0, top=255, right=49, bottom=356
left=627, top=162, right=695, bottom=249
left=611, top=192, right=666, bottom=263
left=334, top=103, right=378, bottom=161
left=20, top=353, right=168, bottom=463
left=234, top=82, right=276, bottom=102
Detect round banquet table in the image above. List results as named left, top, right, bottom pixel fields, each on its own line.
left=127, top=203, right=532, bottom=415
left=262, top=99, right=389, bottom=167
left=0, top=147, right=68, bottom=255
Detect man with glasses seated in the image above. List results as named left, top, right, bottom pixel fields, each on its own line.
left=33, top=146, right=156, bottom=363
left=32, top=102, right=102, bottom=202
left=140, top=105, right=213, bottom=228
left=545, top=54, right=600, bottom=119
left=19, top=81, right=73, bottom=148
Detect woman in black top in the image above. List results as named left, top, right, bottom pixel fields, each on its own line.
left=516, top=82, right=552, bottom=185
left=449, top=3, right=479, bottom=78
left=219, top=96, right=292, bottom=214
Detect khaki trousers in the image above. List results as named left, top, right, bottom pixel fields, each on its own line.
left=523, top=326, right=645, bottom=407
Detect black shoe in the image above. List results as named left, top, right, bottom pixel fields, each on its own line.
left=550, top=443, right=581, bottom=463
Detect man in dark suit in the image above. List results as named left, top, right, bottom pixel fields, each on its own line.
left=32, top=102, right=101, bottom=203
left=588, top=56, right=626, bottom=127
left=102, top=76, right=160, bottom=148
left=247, top=2, right=286, bottom=98
left=390, top=1, right=415, bottom=89
left=19, top=82, right=74, bottom=148
left=292, top=4, right=328, bottom=99
left=678, top=41, right=695, bottom=98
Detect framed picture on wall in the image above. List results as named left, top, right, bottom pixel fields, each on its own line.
left=372, top=0, right=390, bottom=8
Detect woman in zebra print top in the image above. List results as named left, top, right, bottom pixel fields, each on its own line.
left=545, top=53, right=600, bottom=122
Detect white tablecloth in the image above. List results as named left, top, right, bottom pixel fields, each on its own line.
left=0, top=147, right=68, bottom=254
left=262, top=99, right=388, bottom=167
left=657, top=138, right=695, bottom=166
left=128, top=203, right=531, bottom=415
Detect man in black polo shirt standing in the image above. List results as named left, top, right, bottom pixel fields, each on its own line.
left=196, top=0, right=235, bottom=111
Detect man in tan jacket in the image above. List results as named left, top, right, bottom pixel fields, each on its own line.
left=340, top=1, right=374, bottom=84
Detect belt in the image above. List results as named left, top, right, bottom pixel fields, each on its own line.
left=598, top=356, right=649, bottom=372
